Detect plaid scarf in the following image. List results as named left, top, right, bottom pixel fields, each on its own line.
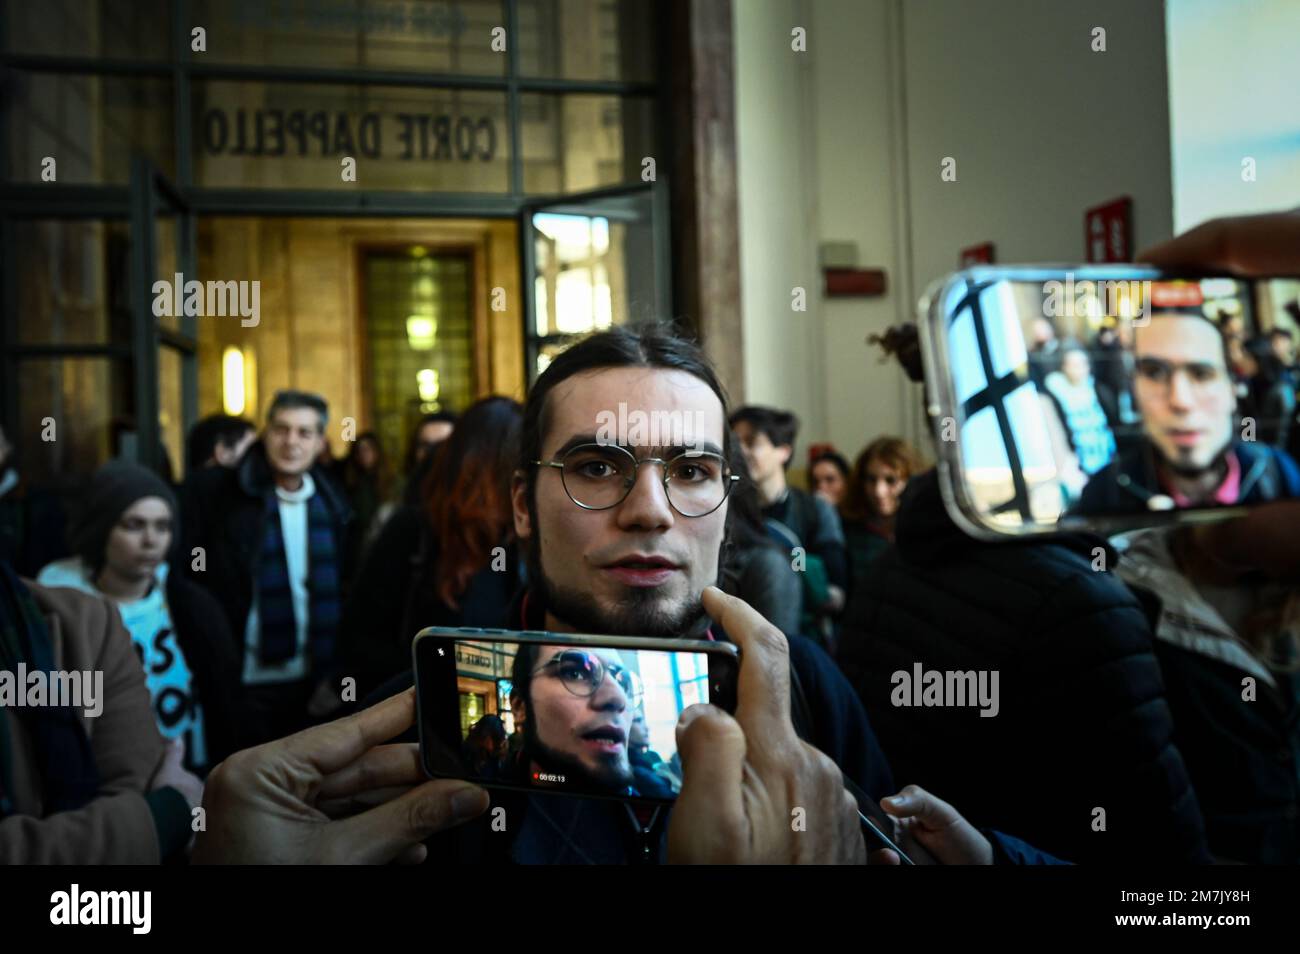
left=0, top=562, right=100, bottom=818
left=255, top=489, right=341, bottom=671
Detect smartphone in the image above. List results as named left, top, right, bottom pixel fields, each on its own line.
left=919, top=266, right=1300, bottom=537
left=413, top=626, right=740, bottom=803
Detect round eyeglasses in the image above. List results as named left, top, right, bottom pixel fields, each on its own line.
left=533, top=443, right=739, bottom=517
left=532, top=649, right=644, bottom=706
left=1135, top=357, right=1227, bottom=397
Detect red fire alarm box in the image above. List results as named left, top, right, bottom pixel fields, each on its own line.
left=824, top=268, right=886, bottom=297
left=1085, top=197, right=1132, bottom=262
left=960, top=242, right=995, bottom=267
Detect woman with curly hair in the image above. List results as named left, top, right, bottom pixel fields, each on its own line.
left=842, top=436, right=924, bottom=595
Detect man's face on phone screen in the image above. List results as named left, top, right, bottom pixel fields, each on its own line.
left=523, top=645, right=635, bottom=789
left=1134, top=314, right=1236, bottom=475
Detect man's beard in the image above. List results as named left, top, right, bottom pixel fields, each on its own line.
left=524, top=513, right=713, bottom=639
left=1158, top=437, right=1230, bottom=479
left=522, top=710, right=634, bottom=792
left=542, top=575, right=709, bottom=639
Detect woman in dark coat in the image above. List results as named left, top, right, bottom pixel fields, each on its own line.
left=841, top=436, right=923, bottom=598
left=339, top=397, right=523, bottom=701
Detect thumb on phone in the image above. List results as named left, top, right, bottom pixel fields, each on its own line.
left=667, top=704, right=748, bottom=864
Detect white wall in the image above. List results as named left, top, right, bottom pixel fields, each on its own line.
left=1166, top=0, right=1300, bottom=233
left=734, top=0, right=914, bottom=472
left=807, top=0, right=917, bottom=464
left=902, top=0, right=1174, bottom=297
left=734, top=0, right=1178, bottom=470
left=733, top=0, right=825, bottom=470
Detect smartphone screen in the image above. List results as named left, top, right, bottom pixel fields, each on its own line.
left=415, top=630, right=739, bottom=802
left=928, top=271, right=1300, bottom=533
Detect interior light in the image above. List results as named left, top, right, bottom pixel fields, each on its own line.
left=222, top=347, right=246, bottom=416
left=406, top=315, right=437, bottom=349
left=417, top=368, right=440, bottom=403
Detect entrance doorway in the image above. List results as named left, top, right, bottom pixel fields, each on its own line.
left=194, top=215, right=525, bottom=469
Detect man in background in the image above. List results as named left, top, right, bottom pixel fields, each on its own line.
left=182, top=391, right=352, bottom=743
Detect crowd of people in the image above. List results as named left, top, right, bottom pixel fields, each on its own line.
left=1, top=211, right=1298, bottom=865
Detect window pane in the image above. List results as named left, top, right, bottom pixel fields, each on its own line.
left=192, top=81, right=509, bottom=192
left=948, top=310, right=987, bottom=406
left=530, top=201, right=654, bottom=341
left=980, top=281, right=1029, bottom=380
left=5, top=73, right=175, bottom=184
left=190, top=0, right=506, bottom=76
left=517, top=0, right=656, bottom=83
left=521, top=93, right=656, bottom=194
left=959, top=405, right=1011, bottom=513
left=16, top=357, right=131, bottom=486
left=4, top=0, right=170, bottom=60
left=534, top=336, right=576, bottom=379
left=12, top=220, right=132, bottom=346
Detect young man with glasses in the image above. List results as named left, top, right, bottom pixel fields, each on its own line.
left=193, top=321, right=1062, bottom=865
left=1077, top=311, right=1300, bottom=513
left=415, top=322, right=894, bottom=863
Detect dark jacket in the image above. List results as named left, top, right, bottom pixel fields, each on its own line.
left=0, top=478, right=68, bottom=579
left=1076, top=439, right=1300, bottom=515
left=1115, top=528, right=1300, bottom=864
left=165, top=574, right=247, bottom=767
left=373, top=586, right=895, bottom=864
left=843, top=518, right=892, bottom=599
left=339, top=504, right=522, bottom=701
left=837, top=470, right=1211, bottom=864
left=762, top=487, right=849, bottom=589
left=179, top=443, right=352, bottom=672
left=721, top=543, right=802, bottom=637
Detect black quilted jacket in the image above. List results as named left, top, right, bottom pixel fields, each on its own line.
left=837, top=470, right=1211, bottom=864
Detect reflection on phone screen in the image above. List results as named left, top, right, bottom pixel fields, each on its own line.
left=941, top=275, right=1300, bottom=527
left=452, top=640, right=713, bottom=799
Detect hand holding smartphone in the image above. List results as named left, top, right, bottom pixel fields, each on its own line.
left=413, top=626, right=739, bottom=802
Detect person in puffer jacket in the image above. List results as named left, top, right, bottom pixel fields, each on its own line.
left=838, top=468, right=1211, bottom=864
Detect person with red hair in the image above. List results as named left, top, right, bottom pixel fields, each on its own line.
left=337, top=397, right=523, bottom=702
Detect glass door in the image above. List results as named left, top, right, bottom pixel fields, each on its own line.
left=130, top=157, right=198, bottom=478
left=519, top=181, right=670, bottom=384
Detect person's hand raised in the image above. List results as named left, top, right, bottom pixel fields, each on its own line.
left=1137, top=208, right=1300, bottom=277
